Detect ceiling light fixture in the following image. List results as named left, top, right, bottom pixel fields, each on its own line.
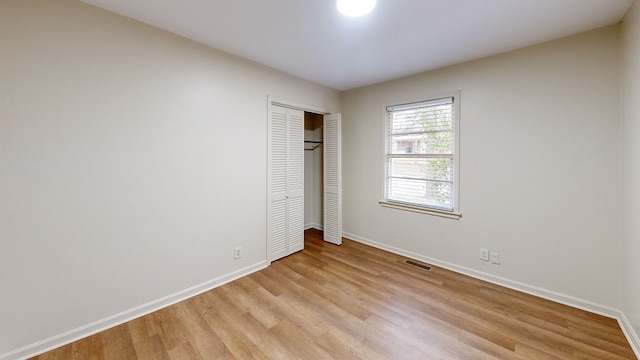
left=336, top=0, right=376, bottom=17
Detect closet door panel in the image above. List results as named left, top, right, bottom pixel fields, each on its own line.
left=323, top=113, right=342, bottom=245
left=269, top=106, right=288, bottom=261
left=268, top=104, right=304, bottom=261
left=287, top=109, right=304, bottom=253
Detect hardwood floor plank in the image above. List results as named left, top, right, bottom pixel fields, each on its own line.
left=100, top=325, right=137, bottom=360
left=233, top=312, right=298, bottom=359
left=314, top=325, right=391, bottom=360
left=151, top=307, right=190, bottom=351
left=245, top=291, right=283, bottom=330
left=268, top=319, right=334, bottom=360
left=69, top=334, right=103, bottom=360
left=204, top=286, right=248, bottom=318
left=192, top=303, right=268, bottom=360
left=364, top=313, right=460, bottom=359
left=249, top=271, right=288, bottom=297
left=29, top=229, right=636, bottom=359
left=131, top=334, right=170, bottom=360
left=166, top=342, right=204, bottom=360
left=457, top=330, right=524, bottom=360
left=514, top=342, right=567, bottom=360
left=173, top=301, right=229, bottom=359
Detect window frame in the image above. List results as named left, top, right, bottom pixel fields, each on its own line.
left=380, top=91, right=461, bottom=219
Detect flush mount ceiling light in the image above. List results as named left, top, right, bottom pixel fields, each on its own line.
left=337, top=0, right=376, bottom=17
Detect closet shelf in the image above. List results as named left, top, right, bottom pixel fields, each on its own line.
left=304, top=140, right=323, bottom=151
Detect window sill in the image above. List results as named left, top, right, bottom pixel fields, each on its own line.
left=379, top=200, right=462, bottom=220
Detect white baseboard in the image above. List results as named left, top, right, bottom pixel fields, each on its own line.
left=619, top=312, right=640, bottom=359
left=0, top=261, right=269, bottom=360
left=304, top=223, right=322, bottom=231
left=342, top=232, right=620, bottom=318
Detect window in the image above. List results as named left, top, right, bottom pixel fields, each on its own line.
left=382, top=94, right=460, bottom=218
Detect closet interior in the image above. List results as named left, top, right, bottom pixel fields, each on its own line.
left=304, top=112, right=324, bottom=232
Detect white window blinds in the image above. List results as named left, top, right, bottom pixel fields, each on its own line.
left=385, top=96, right=458, bottom=212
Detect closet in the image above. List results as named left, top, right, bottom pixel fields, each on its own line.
left=268, top=102, right=342, bottom=262
left=304, top=112, right=323, bottom=233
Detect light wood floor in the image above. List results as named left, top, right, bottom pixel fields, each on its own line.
left=31, top=229, right=636, bottom=359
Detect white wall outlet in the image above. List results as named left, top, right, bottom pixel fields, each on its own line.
left=480, top=248, right=489, bottom=261
left=490, top=252, right=500, bottom=265
left=234, top=246, right=242, bottom=259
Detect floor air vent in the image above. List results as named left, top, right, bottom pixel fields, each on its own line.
left=404, top=259, right=432, bottom=271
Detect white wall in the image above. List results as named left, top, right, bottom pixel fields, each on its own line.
left=342, top=26, right=622, bottom=310
left=0, top=0, right=340, bottom=357
left=621, top=0, right=640, bottom=343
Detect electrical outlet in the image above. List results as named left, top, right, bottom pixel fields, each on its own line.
left=234, top=247, right=242, bottom=259
left=490, top=252, right=500, bottom=265
left=480, top=248, right=489, bottom=261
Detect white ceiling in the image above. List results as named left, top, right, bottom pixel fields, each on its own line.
left=82, top=0, right=633, bottom=91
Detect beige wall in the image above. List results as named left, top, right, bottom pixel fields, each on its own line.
left=621, top=0, right=640, bottom=343
left=0, top=0, right=340, bottom=357
left=342, top=26, right=622, bottom=311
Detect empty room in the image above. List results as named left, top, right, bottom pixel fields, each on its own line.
left=2, top=0, right=640, bottom=359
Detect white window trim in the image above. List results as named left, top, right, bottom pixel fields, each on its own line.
left=380, top=91, right=461, bottom=219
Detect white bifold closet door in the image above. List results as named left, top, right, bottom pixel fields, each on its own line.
left=269, top=105, right=304, bottom=261
left=323, top=113, right=342, bottom=245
